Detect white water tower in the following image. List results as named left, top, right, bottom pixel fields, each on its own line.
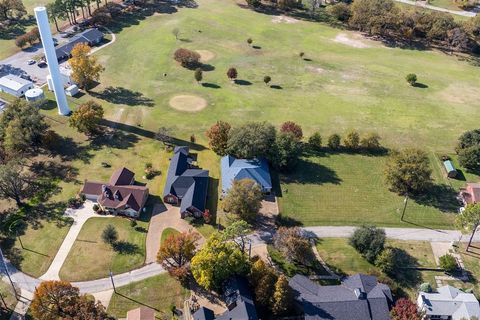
left=34, top=7, right=71, bottom=116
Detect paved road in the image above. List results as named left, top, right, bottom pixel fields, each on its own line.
left=394, top=0, right=477, bottom=17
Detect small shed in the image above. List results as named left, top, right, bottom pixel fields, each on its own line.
left=0, top=74, right=34, bottom=97
left=65, top=85, right=79, bottom=96
left=443, top=160, right=457, bottom=178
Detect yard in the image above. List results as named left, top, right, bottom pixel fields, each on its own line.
left=0, top=218, right=72, bottom=278
left=316, top=238, right=445, bottom=298
left=59, top=215, right=149, bottom=281
left=106, top=273, right=188, bottom=318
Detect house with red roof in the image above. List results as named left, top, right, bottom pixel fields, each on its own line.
left=459, top=183, right=480, bottom=206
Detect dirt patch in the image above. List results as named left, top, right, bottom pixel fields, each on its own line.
left=272, top=15, right=299, bottom=24
left=195, top=50, right=215, bottom=62
left=306, top=65, right=325, bottom=74
left=169, top=95, right=207, bottom=112
left=334, top=33, right=372, bottom=48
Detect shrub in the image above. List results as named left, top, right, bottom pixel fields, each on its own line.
left=299, top=52, right=305, bottom=58
left=247, top=38, right=253, bottom=45
left=79, top=194, right=86, bottom=202
left=264, top=75, right=271, bottom=85
left=130, top=219, right=137, bottom=228
left=375, top=247, right=396, bottom=275
left=92, top=204, right=99, bottom=212
left=344, top=129, right=360, bottom=150
left=327, top=133, right=341, bottom=149
left=360, top=132, right=381, bottom=151
left=419, top=282, right=432, bottom=293
left=102, top=224, right=118, bottom=245
left=174, top=48, right=200, bottom=69
left=406, top=73, right=417, bottom=86
left=327, top=3, right=352, bottom=21
left=190, top=134, right=196, bottom=143
left=246, top=0, right=261, bottom=7
left=15, top=34, right=27, bottom=48
left=280, top=121, right=303, bottom=140
left=439, top=254, right=458, bottom=273
left=308, top=132, right=322, bottom=149
left=349, top=225, right=386, bottom=263
left=227, top=67, right=238, bottom=81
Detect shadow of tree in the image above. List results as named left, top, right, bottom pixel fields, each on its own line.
left=90, top=129, right=140, bottom=150
left=280, top=158, right=341, bottom=185
left=391, top=248, right=421, bottom=288
left=411, top=184, right=460, bottom=213
left=90, top=86, right=155, bottom=107
left=30, top=161, right=79, bottom=183
left=201, top=82, right=221, bottom=89
left=113, top=240, right=140, bottom=255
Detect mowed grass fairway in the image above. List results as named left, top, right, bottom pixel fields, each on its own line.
left=59, top=216, right=149, bottom=281
left=35, top=0, right=480, bottom=231
left=107, top=273, right=188, bottom=318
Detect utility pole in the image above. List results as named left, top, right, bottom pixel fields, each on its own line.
left=401, top=195, right=408, bottom=221
left=109, top=270, right=116, bottom=293
left=0, top=248, right=18, bottom=300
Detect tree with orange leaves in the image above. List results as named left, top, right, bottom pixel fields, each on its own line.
left=69, top=43, right=104, bottom=90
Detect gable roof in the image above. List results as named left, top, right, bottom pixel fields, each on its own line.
left=216, top=276, right=258, bottom=320
left=466, top=183, right=480, bottom=204
left=81, top=168, right=148, bottom=212
left=419, top=285, right=480, bottom=319
left=55, top=28, right=104, bottom=59
left=164, top=146, right=209, bottom=213
left=193, top=307, right=215, bottom=320
left=0, top=74, right=32, bottom=91
left=76, top=28, right=104, bottom=43
left=109, top=167, right=135, bottom=185
left=221, top=155, right=272, bottom=193
left=126, top=306, right=155, bottom=320
left=289, top=274, right=392, bottom=320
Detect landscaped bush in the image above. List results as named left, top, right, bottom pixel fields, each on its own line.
left=327, top=3, right=351, bottom=22
left=92, top=204, right=100, bottom=212
left=360, top=132, right=381, bottom=151
left=344, top=130, right=360, bottom=150
left=174, top=48, right=200, bottom=69
left=375, top=247, right=396, bottom=276
left=349, top=225, right=385, bottom=263
left=327, top=133, right=341, bottom=150
left=227, top=67, right=238, bottom=81
left=308, top=132, right=322, bottom=150
left=419, top=282, right=433, bottom=293
left=280, top=121, right=303, bottom=141
left=439, top=254, right=458, bottom=273
left=263, top=75, right=271, bottom=85
left=406, top=73, right=417, bottom=86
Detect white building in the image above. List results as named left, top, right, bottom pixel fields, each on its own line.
left=417, top=285, right=480, bottom=320
left=0, top=74, right=34, bottom=97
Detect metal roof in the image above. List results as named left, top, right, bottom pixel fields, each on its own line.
left=0, top=74, right=33, bottom=91
left=221, top=156, right=272, bottom=194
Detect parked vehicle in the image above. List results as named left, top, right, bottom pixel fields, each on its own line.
left=27, top=59, right=35, bottom=65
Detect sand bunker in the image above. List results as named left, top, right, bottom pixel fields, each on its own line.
left=169, top=95, right=207, bottom=112
left=272, top=15, right=299, bottom=24
left=195, top=50, right=215, bottom=62
left=334, top=33, right=371, bottom=48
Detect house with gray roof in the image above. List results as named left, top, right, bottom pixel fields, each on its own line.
left=193, top=276, right=258, bottom=320
left=220, top=155, right=272, bottom=195
left=289, top=274, right=392, bottom=320
left=55, top=28, right=104, bottom=61
left=417, top=285, right=480, bottom=320
left=163, top=146, right=209, bottom=218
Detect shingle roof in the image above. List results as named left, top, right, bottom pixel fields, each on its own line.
left=164, top=146, right=209, bottom=213
left=419, top=285, right=480, bottom=319
left=220, top=156, right=272, bottom=193
left=192, top=307, right=215, bottom=320
left=55, top=28, right=103, bottom=59
left=216, top=276, right=258, bottom=320
left=77, top=28, right=104, bottom=43
left=289, top=274, right=392, bottom=320
left=109, top=167, right=135, bottom=185
left=126, top=306, right=155, bottom=320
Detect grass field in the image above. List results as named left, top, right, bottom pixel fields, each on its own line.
left=278, top=151, right=463, bottom=228
left=0, top=281, right=17, bottom=318
left=59, top=215, right=149, bottom=281
left=0, top=219, right=71, bottom=278
left=316, top=238, right=445, bottom=298
left=161, top=227, right=180, bottom=245
left=106, top=273, right=188, bottom=318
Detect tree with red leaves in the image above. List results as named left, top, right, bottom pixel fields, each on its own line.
left=280, top=121, right=303, bottom=141
left=206, top=121, right=231, bottom=156
left=157, top=231, right=200, bottom=282
left=391, top=298, right=422, bottom=320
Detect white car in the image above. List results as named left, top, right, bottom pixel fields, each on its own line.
left=27, top=59, right=36, bottom=65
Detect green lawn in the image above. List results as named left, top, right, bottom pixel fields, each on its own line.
left=59, top=215, right=149, bottom=281
left=316, top=238, right=444, bottom=298
left=0, top=281, right=17, bottom=318
left=278, top=152, right=460, bottom=228
left=31, top=0, right=480, bottom=231
left=107, top=273, right=188, bottom=318
left=0, top=219, right=72, bottom=278
left=161, top=227, right=180, bottom=245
